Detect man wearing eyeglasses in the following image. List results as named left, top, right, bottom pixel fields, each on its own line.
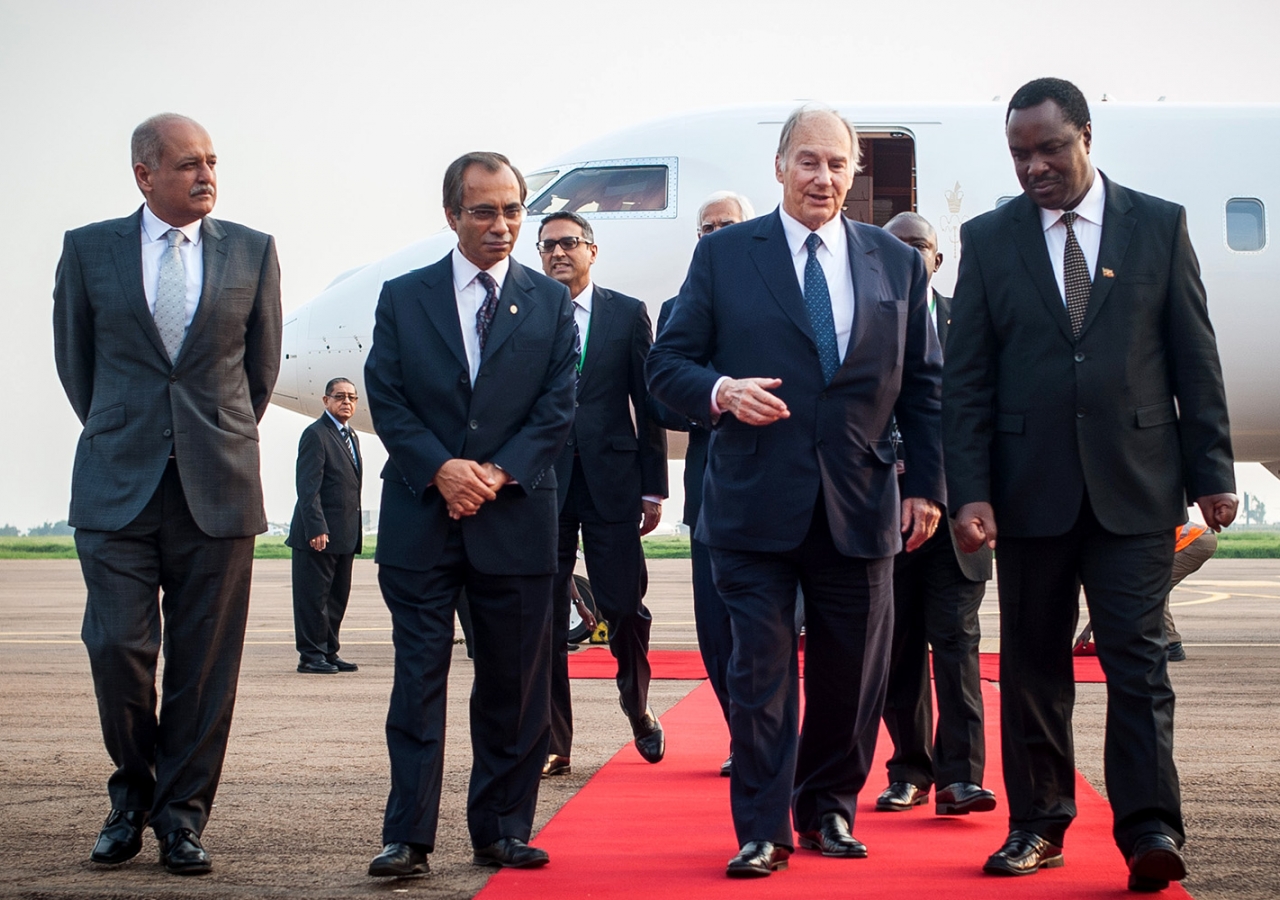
left=287, top=378, right=363, bottom=675
left=537, top=211, right=668, bottom=777
left=364, top=152, right=577, bottom=876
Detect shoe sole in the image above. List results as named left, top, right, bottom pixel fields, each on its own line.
left=472, top=855, right=549, bottom=869
left=161, top=860, right=213, bottom=876
left=875, top=793, right=929, bottom=812
left=726, top=860, right=787, bottom=878
left=541, top=767, right=571, bottom=777
left=937, top=795, right=998, bottom=815
left=983, top=853, right=1065, bottom=875
left=368, top=863, right=428, bottom=877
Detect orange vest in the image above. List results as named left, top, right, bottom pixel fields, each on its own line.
left=1175, top=522, right=1208, bottom=552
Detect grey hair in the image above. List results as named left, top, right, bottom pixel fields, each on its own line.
left=883, top=211, right=937, bottom=240
left=776, top=105, right=862, bottom=173
left=538, top=210, right=594, bottom=243
left=697, top=191, right=756, bottom=224
left=131, top=113, right=202, bottom=169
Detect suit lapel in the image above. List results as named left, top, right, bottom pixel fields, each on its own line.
left=417, top=257, right=469, bottom=371
left=113, top=209, right=171, bottom=362
left=1011, top=194, right=1075, bottom=343
left=479, top=261, right=535, bottom=367
left=748, top=211, right=816, bottom=343
left=182, top=216, right=228, bottom=353
left=934, top=290, right=951, bottom=351
left=844, top=219, right=883, bottom=361
left=323, top=413, right=361, bottom=474
left=1078, top=174, right=1135, bottom=337
left=578, top=285, right=615, bottom=389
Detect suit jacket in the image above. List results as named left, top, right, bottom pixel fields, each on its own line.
left=286, top=414, right=364, bottom=556
left=53, top=207, right=282, bottom=538
left=364, top=253, right=577, bottom=575
left=944, top=174, right=1235, bottom=538
left=554, top=286, right=667, bottom=520
left=649, top=295, right=709, bottom=528
left=647, top=209, right=945, bottom=558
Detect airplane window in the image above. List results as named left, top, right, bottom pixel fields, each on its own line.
left=1226, top=198, right=1266, bottom=252
left=528, top=165, right=670, bottom=216
left=525, top=170, right=559, bottom=197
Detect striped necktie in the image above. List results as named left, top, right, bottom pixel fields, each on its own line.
left=340, top=426, right=358, bottom=468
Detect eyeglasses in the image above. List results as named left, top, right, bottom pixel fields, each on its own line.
left=327, top=392, right=359, bottom=402
left=699, top=219, right=740, bottom=235
left=459, top=204, right=526, bottom=224
left=535, top=236, right=593, bottom=254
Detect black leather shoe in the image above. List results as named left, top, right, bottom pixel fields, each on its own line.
left=726, top=841, right=790, bottom=877
left=542, top=754, right=571, bottom=777
left=298, top=659, right=339, bottom=674
left=1166, top=642, right=1187, bottom=662
left=1127, top=833, right=1187, bottom=892
left=720, top=754, right=733, bottom=777
left=90, top=809, right=149, bottom=864
left=621, top=701, right=665, bottom=763
left=368, top=842, right=429, bottom=876
left=797, top=812, right=868, bottom=858
left=936, top=781, right=998, bottom=815
left=875, top=781, right=928, bottom=811
left=158, top=828, right=212, bottom=875
left=983, top=830, right=1064, bottom=876
left=328, top=656, right=359, bottom=672
left=473, top=837, right=549, bottom=868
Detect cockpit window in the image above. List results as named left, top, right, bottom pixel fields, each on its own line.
left=524, top=170, right=559, bottom=196
left=527, top=161, right=675, bottom=218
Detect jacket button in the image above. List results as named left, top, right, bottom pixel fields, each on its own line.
left=163, top=428, right=172, bottom=437
left=459, top=373, right=468, bottom=384
left=574, top=400, right=580, bottom=407
left=469, top=420, right=479, bottom=430
left=1074, top=351, right=1085, bottom=362
left=566, top=437, right=575, bottom=447
left=169, top=375, right=178, bottom=384
left=1076, top=408, right=1086, bottom=418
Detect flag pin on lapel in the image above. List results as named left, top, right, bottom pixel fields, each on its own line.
left=509, top=304, right=518, bottom=314
left=1102, top=267, right=1115, bottom=278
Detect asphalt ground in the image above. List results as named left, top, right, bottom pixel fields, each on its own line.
left=1, top=556, right=1278, bottom=899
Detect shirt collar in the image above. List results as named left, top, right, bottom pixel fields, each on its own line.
left=778, top=206, right=847, bottom=258
left=141, top=203, right=203, bottom=245
left=452, top=246, right=510, bottom=295
left=1039, top=166, right=1106, bottom=232
left=324, top=409, right=350, bottom=432
left=573, top=281, right=594, bottom=309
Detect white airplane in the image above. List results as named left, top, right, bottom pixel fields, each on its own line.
left=270, top=101, right=1280, bottom=480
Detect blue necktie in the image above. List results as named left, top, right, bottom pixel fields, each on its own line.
left=475, top=271, right=499, bottom=350
left=804, top=232, right=840, bottom=383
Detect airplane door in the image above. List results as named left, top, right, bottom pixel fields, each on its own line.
left=842, top=132, right=916, bottom=225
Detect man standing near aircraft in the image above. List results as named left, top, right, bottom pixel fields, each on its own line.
left=875, top=212, right=995, bottom=819
left=944, top=77, right=1236, bottom=892
left=53, top=113, right=281, bottom=875
left=648, top=106, right=944, bottom=877
left=649, top=190, right=755, bottom=777
left=363, top=151, right=576, bottom=876
left=538, top=211, right=668, bottom=776
left=287, top=377, right=363, bottom=675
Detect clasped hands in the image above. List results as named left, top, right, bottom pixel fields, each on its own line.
left=435, top=459, right=510, bottom=520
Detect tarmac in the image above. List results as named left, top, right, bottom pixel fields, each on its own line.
left=1, top=556, right=1278, bottom=899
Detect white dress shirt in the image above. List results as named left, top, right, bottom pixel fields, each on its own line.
left=451, top=247, right=510, bottom=384
left=1039, top=168, right=1106, bottom=306
left=140, top=204, right=203, bottom=328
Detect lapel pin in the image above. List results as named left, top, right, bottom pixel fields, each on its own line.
left=1101, top=267, right=1115, bottom=279
left=509, top=304, right=518, bottom=314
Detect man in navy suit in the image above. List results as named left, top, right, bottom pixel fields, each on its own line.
left=648, top=107, right=944, bottom=878
left=363, top=152, right=577, bottom=877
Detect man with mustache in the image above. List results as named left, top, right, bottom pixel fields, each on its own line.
left=53, top=113, right=281, bottom=875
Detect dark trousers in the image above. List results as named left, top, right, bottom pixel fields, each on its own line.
left=692, top=535, right=732, bottom=725
left=378, top=525, right=553, bottom=851
left=549, top=458, right=651, bottom=755
left=75, top=459, right=255, bottom=838
left=882, top=527, right=986, bottom=789
left=711, top=499, right=894, bottom=848
left=291, top=548, right=354, bottom=664
left=997, top=495, right=1180, bottom=855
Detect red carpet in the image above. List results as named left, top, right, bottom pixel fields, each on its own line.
left=477, top=681, right=1188, bottom=899
left=569, top=647, right=1107, bottom=683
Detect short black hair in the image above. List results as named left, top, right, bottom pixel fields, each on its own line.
left=538, top=210, right=594, bottom=243
left=442, top=151, right=528, bottom=215
left=325, top=377, right=355, bottom=396
left=1006, top=77, right=1091, bottom=130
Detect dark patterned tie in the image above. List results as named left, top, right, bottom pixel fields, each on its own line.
left=572, top=308, right=583, bottom=389
left=475, top=271, right=499, bottom=350
left=803, top=232, right=841, bottom=383
left=1062, top=211, right=1092, bottom=337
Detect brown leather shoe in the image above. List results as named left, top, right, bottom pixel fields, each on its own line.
left=983, top=830, right=1064, bottom=876
left=542, top=754, right=571, bottom=777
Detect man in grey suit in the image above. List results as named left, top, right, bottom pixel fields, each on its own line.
left=53, top=113, right=282, bottom=876
left=288, top=377, right=363, bottom=674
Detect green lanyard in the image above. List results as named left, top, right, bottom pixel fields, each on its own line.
left=575, top=310, right=591, bottom=374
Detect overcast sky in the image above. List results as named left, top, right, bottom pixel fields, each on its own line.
left=3, top=0, right=1279, bottom=529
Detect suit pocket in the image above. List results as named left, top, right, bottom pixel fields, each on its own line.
left=1135, top=401, right=1177, bottom=428
left=1117, top=273, right=1158, bottom=285
left=217, top=406, right=259, bottom=441
left=711, top=430, right=756, bottom=455
left=83, top=403, right=125, bottom=438
left=995, top=413, right=1025, bottom=434
left=869, top=439, right=897, bottom=466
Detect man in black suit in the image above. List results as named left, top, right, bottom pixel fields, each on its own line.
left=648, top=106, right=944, bottom=878
left=287, top=377, right=363, bottom=674
left=873, top=213, right=996, bottom=818
left=53, top=113, right=281, bottom=875
left=363, top=152, right=576, bottom=877
left=649, top=191, right=755, bottom=777
left=944, top=78, right=1237, bottom=892
left=538, top=211, right=668, bottom=776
